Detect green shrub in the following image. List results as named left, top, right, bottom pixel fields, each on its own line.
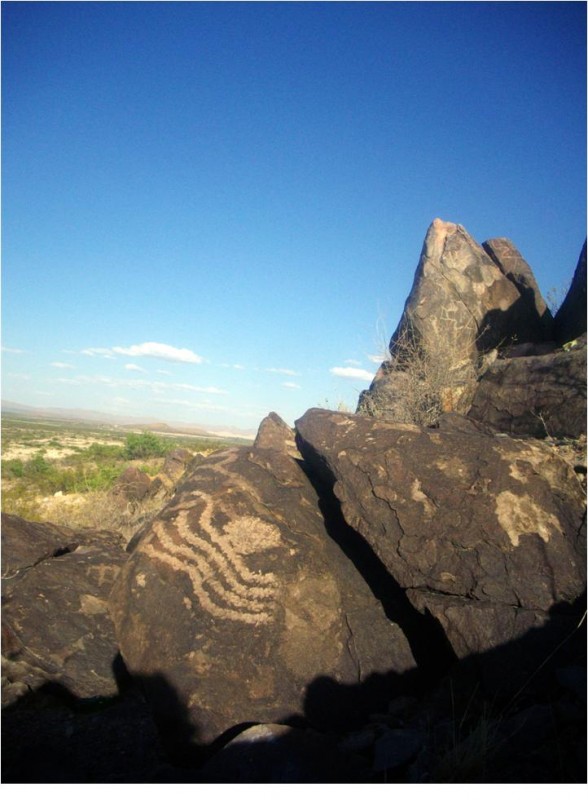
left=123, top=432, right=173, bottom=460
left=3, top=459, right=25, bottom=479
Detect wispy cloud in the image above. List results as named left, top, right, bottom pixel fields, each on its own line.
left=282, top=381, right=301, bottom=389
left=125, top=363, right=147, bottom=373
left=54, top=374, right=227, bottom=395
left=2, top=347, right=26, bottom=354
left=344, top=359, right=362, bottom=366
left=50, top=361, right=74, bottom=369
left=81, top=347, right=116, bottom=359
left=113, top=342, right=204, bottom=363
left=330, top=366, right=375, bottom=381
left=80, top=342, right=204, bottom=364
left=367, top=354, right=385, bottom=364
left=264, top=367, right=299, bottom=376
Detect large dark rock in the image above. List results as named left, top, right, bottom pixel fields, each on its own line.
left=161, top=448, right=194, bottom=482
left=2, top=514, right=81, bottom=577
left=554, top=240, right=587, bottom=346
left=112, top=465, right=153, bottom=501
left=358, top=219, right=551, bottom=422
left=109, top=414, right=416, bottom=752
left=468, top=341, right=587, bottom=438
left=482, top=236, right=554, bottom=341
left=295, top=409, right=586, bottom=689
left=2, top=515, right=127, bottom=706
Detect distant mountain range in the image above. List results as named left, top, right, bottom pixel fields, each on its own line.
left=1, top=400, right=257, bottom=440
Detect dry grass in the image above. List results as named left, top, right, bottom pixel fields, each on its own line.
left=3, top=487, right=167, bottom=543
left=360, top=319, right=488, bottom=426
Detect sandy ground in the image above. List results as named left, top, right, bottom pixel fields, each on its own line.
left=1, top=436, right=124, bottom=462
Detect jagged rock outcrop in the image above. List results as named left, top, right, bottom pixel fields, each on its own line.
left=109, top=415, right=416, bottom=752
left=295, top=408, right=586, bottom=690
left=1, top=514, right=127, bottom=706
left=554, top=240, right=587, bottom=346
left=358, top=219, right=555, bottom=422
left=482, top=236, right=554, bottom=340
left=468, top=339, right=587, bottom=438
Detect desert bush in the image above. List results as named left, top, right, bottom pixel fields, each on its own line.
left=122, top=431, right=174, bottom=460
left=360, top=319, right=486, bottom=426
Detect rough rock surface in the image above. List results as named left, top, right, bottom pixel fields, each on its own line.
left=109, top=415, right=416, bottom=751
left=2, top=514, right=82, bottom=577
left=2, top=515, right=127, bottom=706
left=161, top=448, right=194, bottom=481
left=468, top=341, right=587, bottom=438
left=113, top=465, right=153, bottom=501
left=295, top=408, right=586, bottom=683
left=482, top=236, right=553, bottom=340
left=554, top=239, right=587, bottom=346
left=358, top=219, right=551, bottom=420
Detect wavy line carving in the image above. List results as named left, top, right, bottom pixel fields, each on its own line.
left=143, top=491, right=285, bottom=625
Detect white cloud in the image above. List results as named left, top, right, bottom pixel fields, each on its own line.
left=50, top=362, right=74, bottom=369
left=112, top=342, right=204, bottom=364
left=2, top=347, right=26, bottom=354
left=125, top=363, right=147, bottom=373
left=81, top=347, right=116, bottom=359
left=282, top=382, right=301, bottom=390
left=265, top=367, right=299, bottom=376
left=330, top=366, right=375, bottom=381
left=344, top=359, right=362, bottom=366
left=53, top=374, right=227, bottom=395
left=368, top=354, right=385, bottom=364
left=171, top=382, right=228, bottom=395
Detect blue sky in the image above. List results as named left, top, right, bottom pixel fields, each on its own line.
left=2, top=1, right=586, bottom=433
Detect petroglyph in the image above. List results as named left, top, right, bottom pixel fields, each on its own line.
left=495, top=491, right=563, bottom=547
left=87, top=564, right=121, bottom=588
left=143, top=492, right=286, bottom=625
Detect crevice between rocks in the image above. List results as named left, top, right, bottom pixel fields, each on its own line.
left=293, top=446, right=458, bottom=691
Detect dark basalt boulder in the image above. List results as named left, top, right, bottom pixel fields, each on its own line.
left=468, top=340, right=587, bottom=438
left=161, top=448, right=194, bottom=482
left=554, top=240, right=587, bottom=346
left=295, top=409, right=586, bottom=691
left=482, top=236, right=554, bottom=341
left=112, top=465, right=153, bottom=501
left=109, top=414, right=416, bottom=753
left=2, top=515, right=127, bottom=706
left=2, top=513, right=82, bottom=577
left=358, top=219, right=551, bottom=422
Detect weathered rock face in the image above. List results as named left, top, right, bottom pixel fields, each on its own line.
left=482, top=236, right=554, bottom=340
left=109, top=415, right=416, bottom=751
left=161, top=448, right=194, bottom=483
left=295, top=409, right=586, bottom=684
left=2, top=514, right=82, bottom=577
left=112, top=465, right=153, bottom=501
left=2, top=514, right=127, bottom=706
left=554, top=240, right=587, bottom=346
left=468, top=342, right=587, bottom=438
left=358, top=219, right=553, bottom=422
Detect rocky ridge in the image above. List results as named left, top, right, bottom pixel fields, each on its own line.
left=2, top=220, right=586, bottom=783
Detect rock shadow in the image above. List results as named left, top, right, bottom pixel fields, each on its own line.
left=2, top=593, right=585, bottom=783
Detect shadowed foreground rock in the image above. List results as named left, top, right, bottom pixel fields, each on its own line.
left=468, top=340, right=587, bottom=438
left=295, top=408, right=586, bottom=689
left=2, top=514, right=127, bottom=706
left=109, top=416, right=416, bottom=753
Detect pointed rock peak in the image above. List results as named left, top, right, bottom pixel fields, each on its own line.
left=554, top=239, right=587, bottom=345
left=253, top=411, right=298, bottom=454
left=482, top=237, right=553, bottom=338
